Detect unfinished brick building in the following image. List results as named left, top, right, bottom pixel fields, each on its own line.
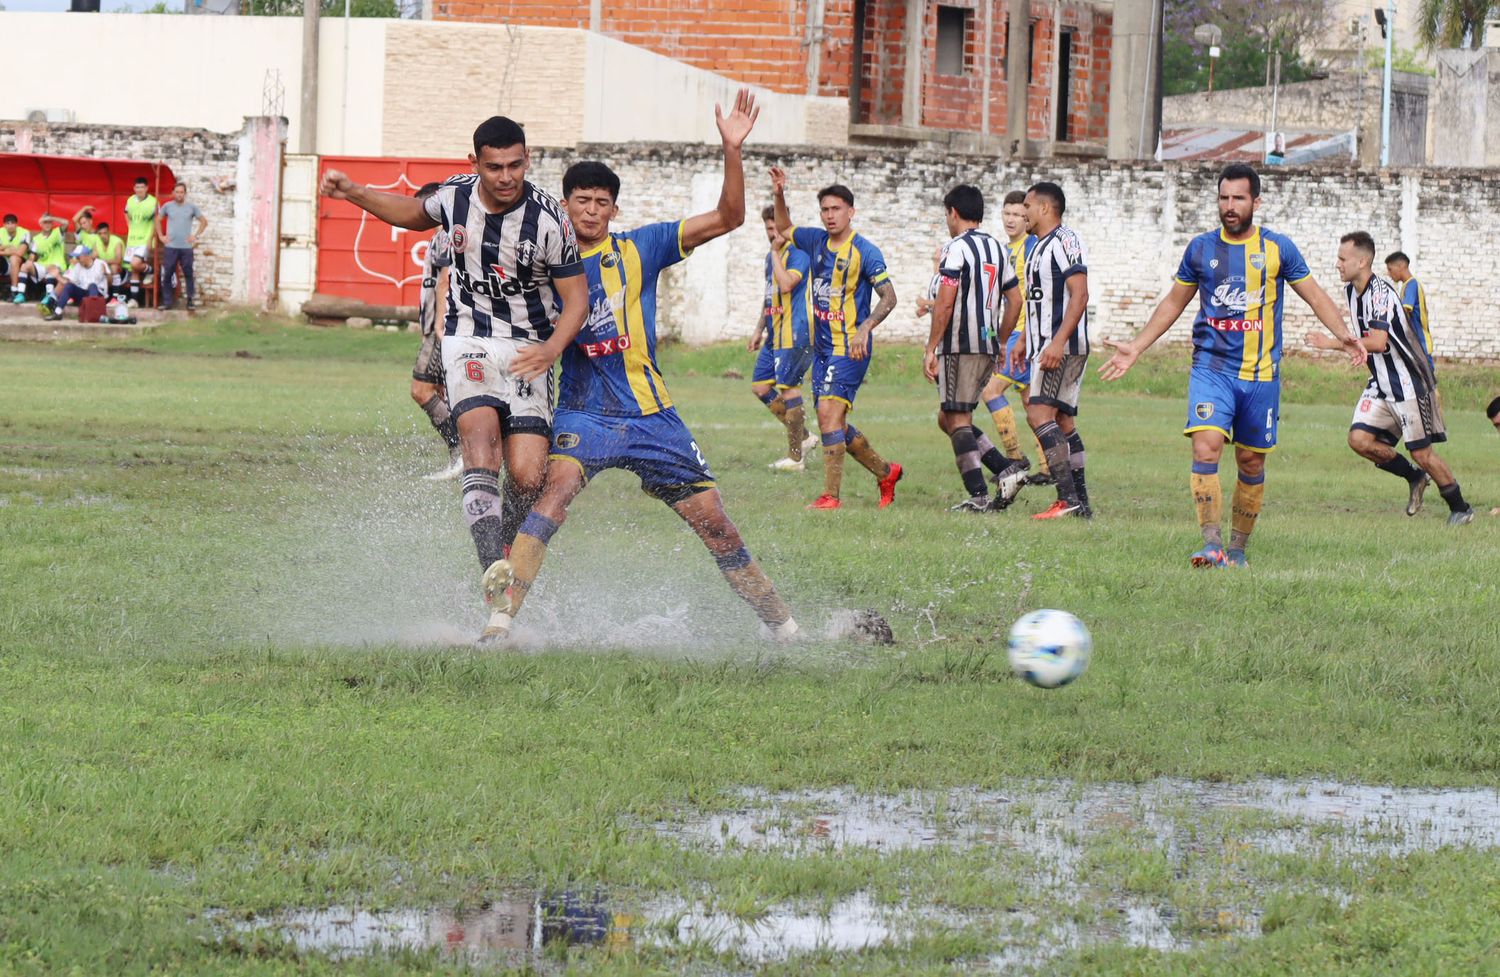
left=434, top=0, right=1114, bottom=149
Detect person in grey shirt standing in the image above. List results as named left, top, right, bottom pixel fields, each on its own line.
left=156, top=183, right=208, bottom=310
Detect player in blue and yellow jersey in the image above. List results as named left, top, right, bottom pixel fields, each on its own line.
left=479, top=90, right=799, bottom=646
left=770, top=168, right=903, bottom=510
left=1383, top=251, right=1436, bottom=374
left=747, top=205, right=816, bottom=471
left=980, top=189, right=1048, bottom=483
left=1099, top=163, right=1365, bottom=568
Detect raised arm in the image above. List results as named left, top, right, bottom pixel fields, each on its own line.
left=319, top=169, right=438, bottom=231
left=1097, top=279, right=1196, bottom=380
left=770, top=166, right=793, bottom=237
left=1291, top=276, right=1366, bottom=366
left=681, top=89, right=759, bottom=251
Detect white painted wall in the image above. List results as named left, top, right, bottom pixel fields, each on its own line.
left=0, top=12, right=385, bottom=155
left=1, top=13, right=845, bottom=154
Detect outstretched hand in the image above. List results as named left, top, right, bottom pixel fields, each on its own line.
left=1096, top=337, right=1138, bottom=381
left=769, top=165, right=787, bottom=195
left=715, top=88, right=760, bottom=150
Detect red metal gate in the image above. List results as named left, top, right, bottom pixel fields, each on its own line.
left=316, top=155, right=468, bottom=307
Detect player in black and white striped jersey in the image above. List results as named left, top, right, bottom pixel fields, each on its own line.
left=1003, top=181, right=1092, bottom=520
left=409, top=182, right=462, bottom=482
left=320, top=117, right=590, bottom=641
left=922, top=185, right=1023, bottom=512
left=1308, top=230, right=1475, bottom=525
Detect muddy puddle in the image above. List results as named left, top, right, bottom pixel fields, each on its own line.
left=221, top=779, right=1500, bottom=970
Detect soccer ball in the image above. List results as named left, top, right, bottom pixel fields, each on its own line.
left=1007, top=609, right=1091, bottom=688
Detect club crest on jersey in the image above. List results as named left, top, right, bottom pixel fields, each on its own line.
left=600, top=251, right=620, bottom=269
left=1209, top=258, right=1219, bottom=269
left=516, top=240, right=536, bottom=267
left=556, top=432, right=581, bottom=449
left=1195, top=402, right=1215, bottom=420
left=1249, top=253, right=1267, bottom=271
left=835, top=257, right=849, bottom=273
left=451, top=226, right=467, bottom=253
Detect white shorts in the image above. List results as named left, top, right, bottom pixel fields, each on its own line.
left=441, top=334, right=554, bottom=437
left=1350, top=387, right=1446, bottom=451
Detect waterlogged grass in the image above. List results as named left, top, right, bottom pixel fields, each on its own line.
left=2, top=317, right=1499, bottom=975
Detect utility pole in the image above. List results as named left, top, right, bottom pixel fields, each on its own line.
left=1380, top=0, right=1396, bottom=166
left=300, top=0, right=319, bottom=154
left=1006, top=0, right=1030, bottom=158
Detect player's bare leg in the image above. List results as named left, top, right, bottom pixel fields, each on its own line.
left=1024, top=400, right=1082, bottom=519
left=478, top=459, right=589, bottom=646
left=670, top=488, right=798, bottom=640
left=1347, top=427, right=1430, bottom=516
left=500, top=433, right=548, bottom=551
left=1189, top=429, right=1229, bottom=567
left=1227, top=446, right=1266, bottom=565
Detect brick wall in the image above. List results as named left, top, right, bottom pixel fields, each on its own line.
left=439, top=0, right=1111, bottom=142
left=0, top=122, right=243, bottom=305
left=524, top=143, right=1500, bottom=361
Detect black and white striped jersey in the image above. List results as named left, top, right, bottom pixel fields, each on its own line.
left=417, top=229, right=451, bottom=338
left=936, top=228, right=1016, bottom=355
left=422, top=176, right=582, bottom=341
left=1345, top=274, right=1435, bottom=402
left=1025, top=224, right=1090, bottom=356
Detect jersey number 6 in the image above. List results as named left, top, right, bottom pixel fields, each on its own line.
left=465, top=361, right=485, bottom=383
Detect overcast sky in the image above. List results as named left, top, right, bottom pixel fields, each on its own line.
left=2, top=1, right=156, bottom=10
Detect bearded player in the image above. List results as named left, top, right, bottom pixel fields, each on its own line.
left=478, top=90, right=799, bottom=646
left=1099, top=163, right=1365, bottom=567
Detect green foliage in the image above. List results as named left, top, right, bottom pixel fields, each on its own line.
left=1364, top=45, right=1438, bottom=75
left=1165, top=34, right=1315, bottom=96
left=1415, top=0, right=1497, bottom=49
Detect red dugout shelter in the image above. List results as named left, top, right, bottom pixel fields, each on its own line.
left=0, top=154, right=176, bottom=232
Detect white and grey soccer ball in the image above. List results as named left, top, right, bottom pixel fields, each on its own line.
left=1007, top=609, right=1091, bottom=688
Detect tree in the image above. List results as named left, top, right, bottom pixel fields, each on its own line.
left=1415, top=0, right=1497, bottom=48
left=1164, top=0, right=1332, bottom=94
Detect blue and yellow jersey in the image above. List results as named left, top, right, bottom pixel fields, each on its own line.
left=558, top=220, right=689, bottom=418
left=1005, top=234, right=1036, bottom=331
left=1174, top=227, right=1310, bottom=382
left=1400, top=277, right=1435, bottom=371
left=764, top=242, right=811, bottom=350
left=789, top=226, right=889, bottom=357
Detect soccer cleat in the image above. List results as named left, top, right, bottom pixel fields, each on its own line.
left=950, top=495, right=991, bottom=513
left=802, top=432, right=819, bottom=453
left=807, top=494, right=842, bottom=510
left=10, top=291, right=23, bottom=304
left=1074, top=504, right=1094, bottom=521
left=762, top=617, right=801, bottom=644
left=423, top=449, right=465, bottom=482
left=475, top=610, right=513, bottom=648
left=1190, top=544, right=1229, bottom=568
left=1447, top=507, right=1476, bottom=526
left=1405, top=473, right=1430, bottom=517
left=876, top=462, right=904, bottom=508
left=1033, top=500, right=1082, bottom=521
left=1225, top=548, right=1248, bottom=567
left=992, top=462, right=1028, bottom=509
left=1025, top=471, right=1056, bottom=487
left=481, top=558, right=514, bottom=613
left=768, top=456, right=806, bottom=473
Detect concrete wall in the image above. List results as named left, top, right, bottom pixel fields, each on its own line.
left=1163, top=70, right=1432, bottom=166
left=1432, top=49, right=1500, bottom=168
left=0, top=118, right=284, bottom=308
left=521, top=145, right=1500, bottom=360
left=0, top=12, right=847, bottom=156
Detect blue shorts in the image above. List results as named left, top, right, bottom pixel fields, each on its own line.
left=773, top=345, right=813, bottom=389
left=752, top=342, right=777, bottom=383
left=994, top=331, right=1031, bottom=387
left=550, top=407, right=716, bottom=503
left=812, top=351, right=872, bottom=409
left=1184, top=367, right=1281, bottom=452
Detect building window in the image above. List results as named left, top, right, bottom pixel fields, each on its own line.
left=936, top=6, right=969, bottom=77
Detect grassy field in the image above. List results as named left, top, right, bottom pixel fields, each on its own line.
left=2, top=313, right=1498, bottom=976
